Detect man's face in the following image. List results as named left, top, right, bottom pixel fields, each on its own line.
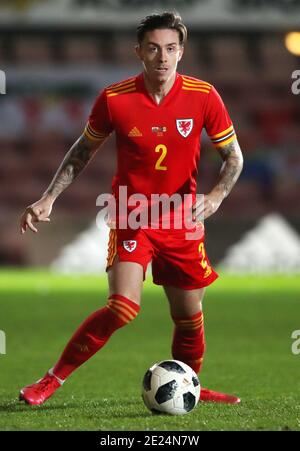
left=136, top=28, right=184, bottom=83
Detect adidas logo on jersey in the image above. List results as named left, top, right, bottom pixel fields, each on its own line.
left=128, top=127, right=142, bottom=137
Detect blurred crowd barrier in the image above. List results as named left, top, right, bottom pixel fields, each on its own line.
left=0, top=31, right=299, bottom=266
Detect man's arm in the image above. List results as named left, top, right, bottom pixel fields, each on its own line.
left=20, top=133, right=103, bottom=234
left=193, top=138, right=244, bottom=220
left=45, top=133, right=99, bottom=199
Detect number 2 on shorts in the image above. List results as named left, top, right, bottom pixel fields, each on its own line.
left=198, top=242, right=207, bottom=269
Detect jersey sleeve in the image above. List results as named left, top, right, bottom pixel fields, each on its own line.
left=84, top=90, right=114, bottom=141
left=204, top=86, right=236, bottom=148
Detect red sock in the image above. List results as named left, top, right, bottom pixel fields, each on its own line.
left=171, top=311, right=205, bottom=374
left=52, top=294, right=140, bottom=380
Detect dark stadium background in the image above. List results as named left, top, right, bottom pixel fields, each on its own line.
left=1, top=0, right=300, bottom=433
left=0, top=1, right=299, bottom=267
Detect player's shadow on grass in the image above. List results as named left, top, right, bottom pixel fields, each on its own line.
left=0, top=397, right=150, bottom=419
left=0, top=398, right=143, bottom=415
left=0, top=400, right=79, bottom=413
left=111, top=412, right=150, bottom=419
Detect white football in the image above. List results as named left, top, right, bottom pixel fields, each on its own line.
left=141, top=360, right=201, bottom=415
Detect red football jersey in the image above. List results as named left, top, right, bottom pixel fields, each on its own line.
left=85, top=73, right=236, bottom=200
left=84, top=73, right=236, bottom=229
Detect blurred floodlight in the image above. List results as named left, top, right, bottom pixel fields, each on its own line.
left=219, top=214, right=300, bottom=274
left=285, top=32, right=300, bottom=56
left=50, top=222, right=110, bottom=274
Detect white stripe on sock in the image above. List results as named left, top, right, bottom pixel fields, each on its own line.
left=48, top=368, right=65, bottom=385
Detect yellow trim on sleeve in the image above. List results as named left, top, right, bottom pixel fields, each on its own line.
left=213, top=134, right=236, bottom=148
left=84, top=123, right=108, bottom=141
left=84, top=128, right=106, bottom=142
left=210, top=125, right=234, bottom=140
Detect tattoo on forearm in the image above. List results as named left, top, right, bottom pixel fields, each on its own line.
left=218, top=141, right=236, bottom=161
left=45, top=137, right=95, bottom=198
left=216, top=140, right=243, bottom=197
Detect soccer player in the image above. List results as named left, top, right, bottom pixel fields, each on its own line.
left=19, top=12, right=243, bottom=406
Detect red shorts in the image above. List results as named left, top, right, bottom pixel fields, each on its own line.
left=106, top=227, right=218, bottom=290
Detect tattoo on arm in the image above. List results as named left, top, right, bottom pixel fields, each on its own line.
left=45, top=135, right=99, bottom=199
left=215, top=139, right=244, bottom=198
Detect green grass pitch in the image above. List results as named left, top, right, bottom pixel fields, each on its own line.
left=0, top=269, right=300, bottom=431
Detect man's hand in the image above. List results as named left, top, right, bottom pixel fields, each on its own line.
left=20, top=195, right=54, bottom=234
left=192, top=138, right=243, bottom=223
left=20, top=133, right=104, bottom=235
left=192, top=190, right=224, bottom=222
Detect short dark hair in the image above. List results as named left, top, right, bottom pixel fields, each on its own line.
left=136, top=12, right=187, bottom=46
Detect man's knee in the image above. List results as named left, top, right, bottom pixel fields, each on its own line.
left=165, top=286, right=204, bottom=318
left=108, top=261, right=143, bottom=305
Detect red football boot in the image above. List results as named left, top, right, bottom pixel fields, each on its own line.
left=19, top=371, right=62, bottom=405
left=200, top=388, right=241, bottom=404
